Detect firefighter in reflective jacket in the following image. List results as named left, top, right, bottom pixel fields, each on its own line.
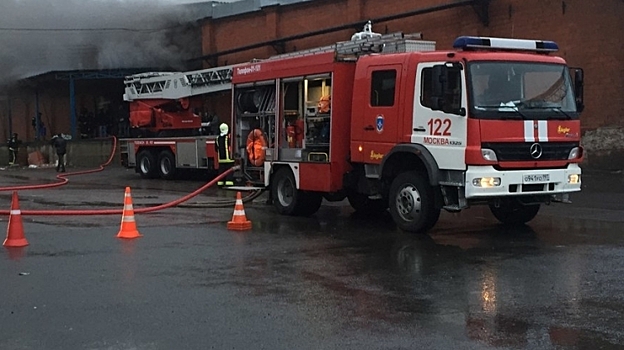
left=214, top=123, right=235, bottom=186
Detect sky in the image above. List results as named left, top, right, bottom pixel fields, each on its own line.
left=0, top=0, right=239, bottom=87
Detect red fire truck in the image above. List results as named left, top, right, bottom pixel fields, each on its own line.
left=120, top=65, right=236, bottom=179
left=229, top=27, right=584, bottom=233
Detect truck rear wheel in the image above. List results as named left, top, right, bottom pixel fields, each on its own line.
left=489, top=201, right=540, bottom=225
left=271, top=167, right=321, bottom=216
left=272, top=168, right=299, bottom=215
left=158, top=150, right=177, bottom=180
left=389, top=171, right=440, bottom=233
left=137, top=150, right=158, bottom=179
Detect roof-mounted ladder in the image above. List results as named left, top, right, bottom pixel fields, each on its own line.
left=123, top=64, right=236, bottom=101
left=268, top=31, right=434, bottom=62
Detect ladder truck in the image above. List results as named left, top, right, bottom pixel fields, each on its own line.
left=229, top=24, right=584, bottom=233
left=120, top=65, right=236, bottom=179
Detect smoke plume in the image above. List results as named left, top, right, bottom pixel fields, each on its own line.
left=0, top=0, right=207, bottom=87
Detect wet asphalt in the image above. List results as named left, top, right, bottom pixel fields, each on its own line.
left=0, top=165, right=623, bottom=350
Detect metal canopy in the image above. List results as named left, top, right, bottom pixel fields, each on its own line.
left=22, top=68, right=162, bottom=139
left=54, top=69, right=156, bottom=81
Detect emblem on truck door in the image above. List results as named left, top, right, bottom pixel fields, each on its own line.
left=376, top=115, right=384, bottom=133
left=530, top=143, right=543, bottom=159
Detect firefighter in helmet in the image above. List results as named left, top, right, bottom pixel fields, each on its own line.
left=214, top=123, right=235, bottom=187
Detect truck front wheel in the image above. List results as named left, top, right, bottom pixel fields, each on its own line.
left=489, top=200, right=540, bottom=225
left=158, top=150, right=177, bottom=180
left=137, top=150, right=158, bottom=179
left=389, top=171, right=440, bottom=233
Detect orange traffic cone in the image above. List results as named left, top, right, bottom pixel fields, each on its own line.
left=116, top=187, right=142, bottom=239
left=227, top=192, right=252, bottom=231
left=4, top=191, right=29, bottom=247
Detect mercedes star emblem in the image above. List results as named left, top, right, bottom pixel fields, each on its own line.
left=530, top=143, right=543, bottom=159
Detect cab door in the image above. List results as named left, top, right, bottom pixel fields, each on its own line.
left=412, top=62, right=467, bottom=170
left=351, top=65, right=402, bottom=163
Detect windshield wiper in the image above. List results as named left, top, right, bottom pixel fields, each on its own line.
left=475, top=103, right=528, bottom=119
left=507, top=107, right=528, bottom=120
left=547, top=106, right=573, bottom=120
left=521, top=101, right=573, bottom=120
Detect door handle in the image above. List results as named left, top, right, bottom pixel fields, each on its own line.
left=364, top=125, right=375, bottom=131
left=413, top=127, right=426, bottom=132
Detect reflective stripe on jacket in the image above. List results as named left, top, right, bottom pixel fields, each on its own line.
left=215, top=134, right=234, bottom=163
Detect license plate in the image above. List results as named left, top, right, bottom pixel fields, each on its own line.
left=523, top=174, right=550, bottom=183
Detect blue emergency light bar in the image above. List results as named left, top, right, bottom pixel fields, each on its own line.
left=453, top=36, right=559, bottom=52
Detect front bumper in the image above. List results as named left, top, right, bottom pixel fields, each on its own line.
left=465, top=164, right=582, bottom=199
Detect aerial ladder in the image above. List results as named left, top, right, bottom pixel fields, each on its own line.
left=123, top=65, right=235, bottom=101
left=123, top=64, right=237, bottom=137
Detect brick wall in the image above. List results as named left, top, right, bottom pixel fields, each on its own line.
left=201, top=0, right=624, bottom=130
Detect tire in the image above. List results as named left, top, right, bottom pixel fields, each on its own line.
left=489, top=201, right=540, bottom=225
left=157, top=150, right=177, bottom=180
left=136, top=150, right=158, bottom=179
left=271, top=168, right=300, bottom=215
left=388, top=171, right=440, bottom=233
left=347, top=192, right=388, bottom=214
left=271, top=167, right=320, bottom=216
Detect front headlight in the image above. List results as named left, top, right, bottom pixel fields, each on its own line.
left=568, top=174, right=580, bottom=184
left=481, top=148, right=497, bottom=161
left=568, top=147, right=581, bottom=159
left=472, top=177, right=501, bottom=187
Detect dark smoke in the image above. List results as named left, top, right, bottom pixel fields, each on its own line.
left=0, top=0, right=209, bottom=87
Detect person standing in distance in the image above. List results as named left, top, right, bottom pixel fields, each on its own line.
left=7, top=133, right=20, bottom=166
left=51, top=133, right=67, bottom=172
left=214, top=123, right=235, bottom=187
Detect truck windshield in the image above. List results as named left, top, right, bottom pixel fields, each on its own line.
left=468, top=62, right=578, bottom=120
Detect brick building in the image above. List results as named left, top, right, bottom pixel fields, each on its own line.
left=198, top=0, right=623, bottom=131
left=1, top=0, right=622, bottom=167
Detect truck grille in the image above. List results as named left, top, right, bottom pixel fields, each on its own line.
left=482, top=142, right=578, bottom=161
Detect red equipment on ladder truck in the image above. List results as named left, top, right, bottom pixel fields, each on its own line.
left=228, top=22, right=584, bottom=233
left=120, top=65, right=236, bottom=179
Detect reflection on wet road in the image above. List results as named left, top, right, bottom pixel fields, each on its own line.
left=228, top=204, right=624, bottom=349
left=0, top=167, right=623, bottom=349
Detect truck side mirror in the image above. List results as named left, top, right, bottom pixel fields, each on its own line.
left=431, top=65, right=445, bottom=110
left=430, top=63, right=464, bottom=116
left=572, top=68, right=584, bottom=113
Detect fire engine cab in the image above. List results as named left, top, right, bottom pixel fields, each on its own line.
left=230, top=24, right=584, bottom=233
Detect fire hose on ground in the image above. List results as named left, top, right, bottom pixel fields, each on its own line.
left=0, top=136, right=265, bottom=216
